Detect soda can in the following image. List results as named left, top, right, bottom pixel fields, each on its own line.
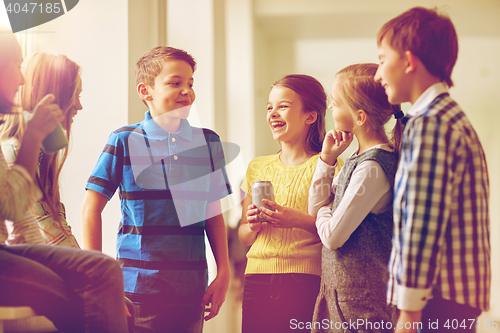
left=251, top=180, right=274, bottom=222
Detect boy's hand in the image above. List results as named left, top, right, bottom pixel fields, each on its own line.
left=321, top=130, right=353, bottom=165
left=201, top=272, right=230, bottom=321
left=395, top=310, right=422, bottom=333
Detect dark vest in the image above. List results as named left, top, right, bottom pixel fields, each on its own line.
left=312, top=148, right=399, bottom=333
left=323, top=148, right=398, bottom=290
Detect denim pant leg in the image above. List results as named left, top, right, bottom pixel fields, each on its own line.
left=0, top=244, right=128, bottom=333
left=125, top=296, right=136, bottom=333
left=0, top=245, right=80, bottom=332
left=127, top=294, right=204, bottom=333
left=242, top=274, right=321, bottom=333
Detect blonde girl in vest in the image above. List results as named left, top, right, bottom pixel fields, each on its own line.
left=309, top=63, right=403, bottom=333
left=1, top=52, right=82, bottom=247
left=238, top=74, right=343, bottom=333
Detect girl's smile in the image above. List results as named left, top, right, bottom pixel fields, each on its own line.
left=267, top=85, right=311, bottom=144
left=270, top=120, right=286, bottom=131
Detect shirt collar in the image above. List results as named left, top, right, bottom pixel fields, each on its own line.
left=407, top=82, right=448, bottom=117
left=141, top=111, right=193, bottom=141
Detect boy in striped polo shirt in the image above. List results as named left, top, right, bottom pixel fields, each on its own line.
left=374, top=7, right=490, bottom=333
left=81, top=46, right=232, bottom=332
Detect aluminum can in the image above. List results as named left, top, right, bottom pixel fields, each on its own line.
left=42, top=123, right=68, bottom=154
left=251, top=180, right=274, bottom=222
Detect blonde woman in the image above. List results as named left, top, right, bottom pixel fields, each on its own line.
left=1, top=52, right=82, bottom=247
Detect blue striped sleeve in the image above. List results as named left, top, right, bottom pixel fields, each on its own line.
left=86, top=131, right=124, bottom=199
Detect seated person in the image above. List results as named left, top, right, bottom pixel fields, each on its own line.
left=0, top=26, right=128, bottom=333
left=1, top=52, right=82, bottom=248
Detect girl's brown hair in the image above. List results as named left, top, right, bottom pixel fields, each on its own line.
left=272, top=74, right=327, bottom=153
left=2, top=52, right=80, bottom=236
left=335, top=63, right=403, bottom=153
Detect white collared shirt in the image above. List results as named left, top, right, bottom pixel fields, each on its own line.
left=406, top=82, right=448, bottom=117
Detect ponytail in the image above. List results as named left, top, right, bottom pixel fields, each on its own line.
left=391, top=105, right=404, bottom=154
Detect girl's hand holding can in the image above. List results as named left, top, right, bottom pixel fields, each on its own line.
left=259, top=199, right=315, bottom=230
left=320, top=129, right=353, bottom=165
left=246, top=203, right=263, bottom=232
left=26, top=94, right=64, bottom=140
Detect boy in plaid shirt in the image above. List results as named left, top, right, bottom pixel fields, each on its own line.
left=375, top=7, right=490, bottom=333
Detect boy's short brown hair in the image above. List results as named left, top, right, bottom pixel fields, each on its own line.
left=135, top=46, right=197, bottom=88
left=377, top=7, right=458, bottom=87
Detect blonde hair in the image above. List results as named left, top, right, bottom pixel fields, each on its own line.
left=335, top=63, right=403, bottom=153
left=2, top=52, right=81, bottom=233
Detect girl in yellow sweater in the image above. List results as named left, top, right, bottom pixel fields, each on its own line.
left=238, top=74, right=342, bottom=332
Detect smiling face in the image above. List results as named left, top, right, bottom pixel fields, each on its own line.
left=329, top=79, right=356, bottom=133
left=146, top=59, right=195, bottom=120
left=267, top=85, right=313, bottom=144
left=374, top=36, right=410, bottom=105
left=0, top=44, right=24, bottom=106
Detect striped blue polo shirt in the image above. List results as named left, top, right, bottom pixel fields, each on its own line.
left=86, top=111, right=232, bottom=305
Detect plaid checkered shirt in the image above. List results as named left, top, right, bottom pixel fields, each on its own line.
left=388, top=83, right=491, bottom=312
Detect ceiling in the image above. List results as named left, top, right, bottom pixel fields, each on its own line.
left=254, top=0, right=500, bottom=39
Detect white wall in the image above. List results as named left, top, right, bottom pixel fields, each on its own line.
left=453, top=37, right=500, bottom=323
left=225, top=0, right=256, bottom=166
left=128, top=0, right=164, bottom=125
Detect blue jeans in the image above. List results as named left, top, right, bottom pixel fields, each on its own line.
left=127, top=293, right=204, bottom=333
left=242, top=273, right=321, bottom=333
left=0, top=244, right=128, bottom=333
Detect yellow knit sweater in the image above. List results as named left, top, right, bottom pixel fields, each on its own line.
left=242, top=153, right=343, bottom=276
